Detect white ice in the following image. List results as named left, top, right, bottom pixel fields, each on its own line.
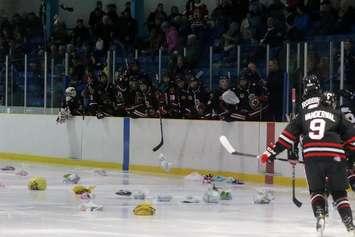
left=0, top=161, right=352, bottom=237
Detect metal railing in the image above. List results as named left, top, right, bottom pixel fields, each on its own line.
left=0, top=39, right=351, bottom=121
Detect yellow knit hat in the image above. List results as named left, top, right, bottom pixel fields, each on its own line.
left=28, top=176, right=47, bottom=191
left=133, top=202, right=156, bottom=216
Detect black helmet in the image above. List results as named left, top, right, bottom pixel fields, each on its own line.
left=320, top=92, right=336, bottom=109
left=303, top=74, right=320, bottom=96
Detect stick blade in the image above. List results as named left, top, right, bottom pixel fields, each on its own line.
left=293, top=198, right=302, bottom=208
left=219, top=136, right=236, bottom=154
left=152, top=140, right=163, bottom=152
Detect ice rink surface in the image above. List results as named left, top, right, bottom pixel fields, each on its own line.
left=0, top=161, right=352, bottom=237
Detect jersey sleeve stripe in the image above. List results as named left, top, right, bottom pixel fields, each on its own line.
left=280, top=134, right=294, bottom=145
left=277, top=139, right=292, bottom=149
left=344, top=137, right=355, bottom=145
left=282, top=130, right=296, bottom=140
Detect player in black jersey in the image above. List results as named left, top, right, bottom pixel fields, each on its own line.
left=259, top=92, right=355, bottom=235
left=300, top=74, right=322, bottom=110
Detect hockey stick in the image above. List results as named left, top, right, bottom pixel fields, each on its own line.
left=219, top=136, right=304, bottom=163
left=291, top=88, right=302, bottom=208
left=152, top=116, right=164, bottom=152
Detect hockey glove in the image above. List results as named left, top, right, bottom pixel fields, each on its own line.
left=259, top=144, right=276, bottom=165
left=287, top=147, right=299, bottom=166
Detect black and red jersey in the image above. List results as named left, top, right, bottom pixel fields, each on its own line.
left=274, top=106, right=355, bottom=161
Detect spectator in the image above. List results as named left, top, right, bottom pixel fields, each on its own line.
left=168, top=6, right=182, bottom=22
left=161, top=21, right=179, bottom=53
left=122, top=1, right=131, bottom=16
left=230, top=0, right=249, bottom=23
left=187, top=0, right=209, bottom=31
left=185, top=34, right=200, bottom=67
left=72, top=19, right=90, bottom=47
left=211, top=0, right=234, bottom=28
left=240, top=13, right=258, bottom=43
left=222, top=22, right=240, bottom=52
left=119, top=9, right=137, bottom=46
left=94, top=15, right=114, bottom=50
left=106, top=4, right=120, bottom=25
left=267, top=0, right=286, bottom=21
left=317, top=1, right=337, bottom=35
left=266, top=59, right=283, bottom=121
left=52, top=15, right=68, bottom=45
left=294, top=6, right=311, bottom=35
left=285, top=14, right=304, bottom=42
left=260, top=17, right=284, bottom=47
left=287, top=0, right=303, bottom=10
left=147, top=3, right=168, bottom=32
left=89, top=1, right=105, bottom=29
left=334, top=4, right=354, bottom=33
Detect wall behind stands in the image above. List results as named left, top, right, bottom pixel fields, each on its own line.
left=0, top=114, right=306, bottom=184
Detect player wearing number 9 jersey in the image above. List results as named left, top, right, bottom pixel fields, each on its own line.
left=259, top=92, right=355, bottom=234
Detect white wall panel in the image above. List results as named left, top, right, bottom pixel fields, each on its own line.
left=0, top=114, right=306, bottom=179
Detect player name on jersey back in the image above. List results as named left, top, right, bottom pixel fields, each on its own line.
left=305, top=110, right=335, bottom=122
left=302, top=97, right=320, bottom=109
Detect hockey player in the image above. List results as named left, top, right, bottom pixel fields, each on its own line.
left=57, top=87, right=83, bottom=123
left=259, top=92, right=355, bottom=235
left=300, top=74, right=322, bottom=110
left=183, top=75, right=209, bottom=119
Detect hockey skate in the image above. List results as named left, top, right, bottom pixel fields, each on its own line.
left=345, top=223, right=355, bottom=236
left=316, top=215, right=325, bottom=237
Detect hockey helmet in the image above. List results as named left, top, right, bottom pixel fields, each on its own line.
left=320, top=92, right=336, bottom=109
left=303, top=74, right=320, bottom=96
left=65, top=87, right=76, bottom=102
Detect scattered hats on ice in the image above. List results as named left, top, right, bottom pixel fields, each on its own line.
left=182, top=196, right=200, bottom=203
left=212, top=176, right=226, bottom=182
left=133, top=191, right=145, bottom=200
left=203, top=188, right=219, bottom=203
left=63, top=173, right=80, bottom=184
left=220, top=190, right=232, bottom=200
left=133, top=202, right=156, bottom=216
left=226, top=177, right=244, bottom=185
left=203, top=174, right=214, bottom=184
left=16, top=170, right=29, bottom=176
left=72, top=185, right=95, bottom=195
left=80, top=192, right=96, bottom=200
left=254, top=190, right=274, bottom=204
left=1, top=166, right=15, bottom=171
left=157, top=194, right=172, bottom=202
left=115, top=189, right=132, bottom=197
left=94, top=169, right=108, bottom=176
left=79, top=201, right=103, bottom=212
left=184, top=172, right=204, bottom=182
left=28, top=176, right=47, bottom=191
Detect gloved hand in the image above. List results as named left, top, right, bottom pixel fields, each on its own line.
left=287, top=148, right=299, bottom=166
left=259, top=144, right=276, bottom=164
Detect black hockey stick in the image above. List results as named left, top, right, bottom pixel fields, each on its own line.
left=152, top=116, right=164, bottom=152
left=291, top=88, right=302, bottom=208
left=219, top=136, right=304, bottom=163
left=292, top=165, right=302, bottom=207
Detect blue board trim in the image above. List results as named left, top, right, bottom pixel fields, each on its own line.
left=123, top=118, right=130, bottom=171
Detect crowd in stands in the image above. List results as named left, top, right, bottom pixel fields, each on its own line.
left=1, top=0, right=355, bottom=122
